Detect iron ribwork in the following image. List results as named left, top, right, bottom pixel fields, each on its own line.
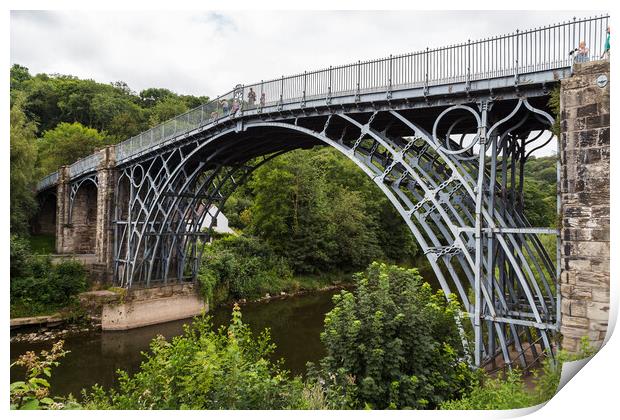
left=108, top=94, right=559, bottom=369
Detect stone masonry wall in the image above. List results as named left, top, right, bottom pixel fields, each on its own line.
left=94, top=146, right=117, bottom=282
left=559, top=60, right=610, bottom=353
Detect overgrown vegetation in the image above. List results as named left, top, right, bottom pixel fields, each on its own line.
left=10, top=236, right=87, bottom=317
left=81, top=305, right=311, bottom=409
left=308, top=262, right=474, bottom=409
left=11, top=300, right=596, bottom=410
left=235, top=148, right=420, bottom=273
left=197, top=235, right=293, bottom=305
left=441, top=336, right=597, bottom=410
left=10, top=341, right=80, bottom=410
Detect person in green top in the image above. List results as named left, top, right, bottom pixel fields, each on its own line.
left=602, top=26, right=610, bottom=59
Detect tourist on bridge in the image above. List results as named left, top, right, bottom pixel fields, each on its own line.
left=602, top=26, right=610, bottom=59
left=571, top=40, right=590, bottom=63
left=231, top=98, right=240, bottom=115
left=220, top=99, right=229, bottom=115
left=248, top=88, right=256, bottom=106
left=259, top=92, right=266, bottom=107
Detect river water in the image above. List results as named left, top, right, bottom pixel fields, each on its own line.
left=10, top=288, right=344, bottom=398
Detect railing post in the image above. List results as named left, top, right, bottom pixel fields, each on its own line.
left=466, top=39, right=471, bottom=91
left=327, top=66, right=332, bottom=104
left=302, top=71, right=307, bottom=107
left=260, top=80, right=264, bottom=112
left=514, top=29, right=520, bottom=86
left=387, top=54, right=393, bottom=99
left=279, top=76, right=284, bottom=110
left=240, top=84, right=245, bottom=116
left=424, top=47, right=429, bottom=96
left=356, top=60, right=361, bottom=101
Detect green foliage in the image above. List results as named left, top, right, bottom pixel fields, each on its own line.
left=10, top=237, right=87, bottom=317
left=198, top=235, right=293, bottom=304
left=522, top=156, right=558, bottom=228
left=147, top=96, right=188, bottom=126
left=440, top=369, right=535, bottom=410
left=29, top=234, right=56, bottom=254
left=312, top=262, right=474, bottom=409
left=36, top=122, right=109, bottom=175
left=10, top=341, right=81, bottom=410
left=81, top=305, right=308, bottom=409
left=548, top=86, right=561, bottom=138
left=441, top=336, right=599, bottom=410
left=10, top=95, right=38, bottom=235
left=245, top=148, right=418, bottom=274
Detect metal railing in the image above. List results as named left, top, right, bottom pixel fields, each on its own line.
left=69, top=153, right=102, bottom=178
left=37, top=172, right=59, bottom=191
left=39, top=14, right=609, bottom=183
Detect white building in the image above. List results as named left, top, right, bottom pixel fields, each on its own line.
left=200, top=204, right=235, bottom=235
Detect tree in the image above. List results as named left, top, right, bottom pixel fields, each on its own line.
left=10, top=96, right=38, bottom=235
left=37, top=122, right=109, bottom=175
left=245, top=148, right=417, bottom=273
left=313, top=262, right=474, bottom=409
left=147, top=96, right=189, bottom=126
left=10, top=64, right=31, bottom=93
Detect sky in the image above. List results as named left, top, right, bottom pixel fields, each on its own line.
left=10, top=10, right=604, bottom=98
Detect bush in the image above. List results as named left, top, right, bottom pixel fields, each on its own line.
left=10, top=341, right=82, bottom=410
left=311, top=262, right=474, bottom=409
left=10, top=236, right=87, bottom=316
left=441, top=336, right=598, bottom=410
left=82, top=305, right=308, bottom=409
left=198, top=235, right=292, bottom=304
left=10, top=235, right=32, bottom=279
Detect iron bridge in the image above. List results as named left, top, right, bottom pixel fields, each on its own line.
left=36, top=15, right=610, bottom=368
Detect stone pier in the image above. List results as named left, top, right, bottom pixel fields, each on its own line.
left=559, top=60, right=610, bottom=353
left=101, top=283, right=207, bottom=330
left=55, top=146, right=117, bottom=283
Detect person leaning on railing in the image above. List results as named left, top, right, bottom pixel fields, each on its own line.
left=570, top=40, right=590, bottom=63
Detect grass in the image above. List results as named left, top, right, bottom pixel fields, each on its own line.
left=28, top=234, right=55, bottom=255
left=10, top=301, right=64, bottom=319
left=258, top=271, right=354, bottom=298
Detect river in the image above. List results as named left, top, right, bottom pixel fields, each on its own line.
left=10, top=288, right=344, bottom=398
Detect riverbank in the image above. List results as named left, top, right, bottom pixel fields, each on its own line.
left=10, top=273, right=352, bottom=344
left=11, top=286, right=347, bottom=397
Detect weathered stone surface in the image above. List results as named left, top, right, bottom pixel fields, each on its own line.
left=102, top=284, right=207, bottom=331
left=54, top=146, right=117, bottom=284
left=559, top=59, right=609, bottom=354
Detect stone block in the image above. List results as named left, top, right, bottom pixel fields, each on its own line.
left=587, top=301, right=610, bottom=322
left=561, top=314, right=590, bottom=329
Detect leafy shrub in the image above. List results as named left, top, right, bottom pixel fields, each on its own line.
left=10, top=236, right=87, bottom=316
left=441, top=336, right=598, bottom=410
left=311, top=262, right=474, bottom=409
left=10, top=235, right=32, bottom=279
left=198, top=235, right=293, bottom=304
left=10, top=341, right=81, bottom=410
left=440, top=369, right=535, bottom=410
left=82, top=305, right=308, bottom=409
